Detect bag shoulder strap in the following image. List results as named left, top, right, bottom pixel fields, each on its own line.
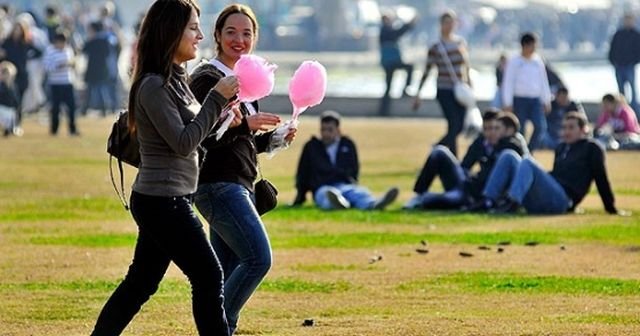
left=437, top=40, right=461, bottom=83
left=109, top=154, right=130, bottom=210
left=109, top=110, right=131, bottom=210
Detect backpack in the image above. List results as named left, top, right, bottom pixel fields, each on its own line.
left=107, top=110, right=139, bottom=210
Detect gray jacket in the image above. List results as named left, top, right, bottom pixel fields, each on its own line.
left=132, top=68, right=227, bottom=197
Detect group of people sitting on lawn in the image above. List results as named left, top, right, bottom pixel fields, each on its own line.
left=291, top=108, right=628, bottom=216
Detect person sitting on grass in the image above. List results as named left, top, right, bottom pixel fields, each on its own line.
left=292, top=110, right=399, bottom=210
left=595, top=93, right=640, bottom=150
left=493, top=111, right=530, bottom=158
left=474, top=112, right=628, bottom=216
left=0, top=61, right=19, bottom=137
left=405, top=110, right=528, bottom=210
left=541, top=86, right=584, bottom=149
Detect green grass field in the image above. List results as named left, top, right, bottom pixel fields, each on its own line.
left=0, top=116, right=639, bottom=335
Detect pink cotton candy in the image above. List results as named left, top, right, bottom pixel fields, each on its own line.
left=288, top=61, right=327, bottom=119
left=233, top=54, right=277, bottom=102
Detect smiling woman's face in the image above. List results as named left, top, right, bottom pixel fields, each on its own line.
left=216, top=13, right=255, bottom=65
left=174, top=8, right=203, bottom=64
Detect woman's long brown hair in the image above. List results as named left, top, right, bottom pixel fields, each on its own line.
left=128, top=0, right=200, bottom=133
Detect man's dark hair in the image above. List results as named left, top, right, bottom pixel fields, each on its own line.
left=52, top=30, right=67, bottom=43
left=45, top=5, right=57, bottom=17
left=520, top=32, right=537, bottom=47
left=602, top=93, right=618, bottom=104
left=497, top=112, right=520, bottom=132
left=556, top=87, right=569, bottom=96
left=320, top=110, right=341, bottom=127
left=482, top=108, right=499, bottom=122
left=564, top=111, right=588, bottom=129
left=440, top=10, right=456, bottom=23
left=90, top=21, right=104, bottom=33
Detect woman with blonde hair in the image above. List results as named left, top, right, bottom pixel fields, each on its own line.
left=0, top=60, right=18, bottom=135
left=189, top=4, right=296, bottom=334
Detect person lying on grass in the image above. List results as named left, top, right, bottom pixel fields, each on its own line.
left=406, top=110, right=528, bottom=210
left=292, top=110, right=398, bottom=210
left=471, top=111, right=630, bottom=216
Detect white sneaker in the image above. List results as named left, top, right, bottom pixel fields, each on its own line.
left=326, top=189, right=350, bottom=210
left=373, top=187, right=399, bottom=210
left=403, top=194, right=423, bottom=210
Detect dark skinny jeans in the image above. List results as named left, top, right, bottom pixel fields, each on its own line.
left=436, top=88, right=466, bottom=157
left=412, top=145, right=468, bottom=209
left=91, top=191, right=229, bottom=336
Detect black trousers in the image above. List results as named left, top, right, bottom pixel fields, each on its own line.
left=49, top=84, right=77, bottom=134
left=413, top=145, right=466, bottom=194
left=435, top=88, right=466, bottom=157
left=379, top=62, right=414, bottom=115
left=91, top=191, right=229, bottom=336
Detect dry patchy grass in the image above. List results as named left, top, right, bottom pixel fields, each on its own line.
left=0, top=116, right=639, bottom=335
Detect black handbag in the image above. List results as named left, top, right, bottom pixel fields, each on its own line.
left=254, top=159, right=278, bottom=215
left=107, top=110, right=140, bottom=210
left=107, top=110, right=140, bottom=167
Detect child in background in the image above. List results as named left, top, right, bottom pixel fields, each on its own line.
left=0, top=61, right=18, bottom=136
left=43, top=30, right=78, bottom=136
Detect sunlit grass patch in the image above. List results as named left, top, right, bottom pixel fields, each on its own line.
left=0, top=197, right=127, bottom=222
left=272, top=223, right=639, bottom=248
left=266, top=206, right=495, bottom=226
left=291, top=263, right=377, bottom=272
left=398, top=272, right=640, bottom=296
left=272, top=231, right=561, bottom=249
left=259, top=278, right=354, bottom=293
left=25, top=222, right=640, bottom=248
left=29, top=233, right=136, bottom=247
left=556, top=313, right=640, bottom=325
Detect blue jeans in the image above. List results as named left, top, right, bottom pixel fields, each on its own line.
left=314, top=183, right=377, bottom=210
left=507, top=157, right=571, bottom=214
left=483, top=150, right=523, bottom=201
left=84, top=81, right=112, bottom=116
left=436, top=88, right=466, bottom=157
left=380, top=62, right=414, bottom=116
left=514, top=96, right=547, bottom=152
left=92, top=191, right=229, bottom=336
left=615, top=64, right=639, bottom=115
left=194, top=182, right=272, bottom=334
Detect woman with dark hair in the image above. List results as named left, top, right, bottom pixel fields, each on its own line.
left=0, top=20, right=41, bottom=130
left=188, top=4, right=296, bottom=334
left=90, top=1, right=237, bottom=335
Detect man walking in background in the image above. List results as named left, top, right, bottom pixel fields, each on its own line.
left=609, top=13, right=640, bottom=117
left=502, top=32, right=551, bottom=153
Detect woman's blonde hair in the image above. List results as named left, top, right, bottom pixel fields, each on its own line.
left=0, top=61, right=17, bottom=83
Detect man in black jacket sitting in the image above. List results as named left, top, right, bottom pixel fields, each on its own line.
left=480, top=112, right=627, bottom=215
left=292, top=111, right=398, bottom=210
left=406, top=110, right=528, bottom=210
